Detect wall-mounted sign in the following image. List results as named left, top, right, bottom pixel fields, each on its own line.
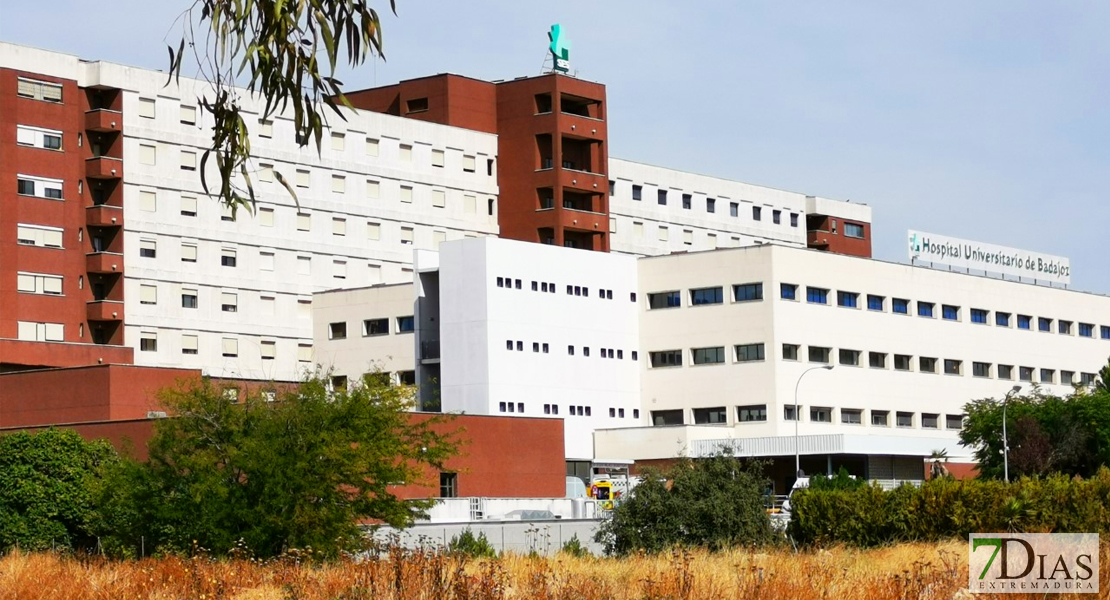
left=548, top=24, right=571, bottom=73
left=908, top=230, right=1070, bottom=285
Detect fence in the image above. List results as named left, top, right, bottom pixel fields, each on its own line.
left=370, top=519, right=605, bottom=556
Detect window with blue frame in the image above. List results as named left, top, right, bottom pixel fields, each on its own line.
left=837, top=291, right=859, bottom=308
left=918, top=302, right=934, bottom=318
left=1079, top=323, right=1094, bottom=338
left=996, top=312, right=1011, bottom=327
left=1018, top=315, right=1032, bottom=330
left=971, top=309, right=988, bottom=324
left=690, top=286, right=724, bottom=305
left=806, top=287, right=829, bottom=304
left=780, top=283, right=797, bottom=300
left=893, top=298, right=909, bottom=314
left=733, top=283, right=763, bottom=302
left=1102, top=326, right=1110, bottom=340
left=1038, top=317, right=1052, bottom=332
left=867, top=294, right=884, bottom=311
left=942, top=305, right=959, bottom=321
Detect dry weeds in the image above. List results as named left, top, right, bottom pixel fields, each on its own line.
left=0, top=540, right=1105, bottom=600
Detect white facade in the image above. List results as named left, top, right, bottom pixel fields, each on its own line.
left=608, top=158, right=870, bottom=256
left=1, top=43, right=499, bottom=380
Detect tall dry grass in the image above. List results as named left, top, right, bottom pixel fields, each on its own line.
left=0, top=540, right=1105, bottom=600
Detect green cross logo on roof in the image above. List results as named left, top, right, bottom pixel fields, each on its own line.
left=549, top=24, right=571, bottom=73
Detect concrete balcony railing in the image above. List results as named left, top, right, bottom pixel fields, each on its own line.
left=86, top=204, right=123, bottom=227
left=84, top=109, right=123, bottom=133
left=87, top=300, right=124, bottom=322
left=420, top=339, right=441, bottom=361
left=86, top=252, right=124, bottom=274
left=86, top=156, right=123, bottom=180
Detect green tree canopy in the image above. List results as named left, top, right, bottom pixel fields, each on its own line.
left=95, top=372, right=458, bottom=558
left=594, top=453, right=775, bottom=555
left=0, top=428, right=118, bottom=552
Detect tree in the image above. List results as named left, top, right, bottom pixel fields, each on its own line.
left=594, top=453, right=775, bottom=555
left=0, top=428, right=118, bottom=552
left=167, top=0, right=395, bottom=213
left=1096, top=357, right=1110, bottom=394
left=94, top=372, right=458, bottom=558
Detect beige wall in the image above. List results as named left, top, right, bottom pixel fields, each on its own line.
left=312, top=283, right=416, bottom=382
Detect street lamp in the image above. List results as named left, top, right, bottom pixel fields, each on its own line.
left=795, top=365, right=834, bottom=478
left=1002, top=384, right=1022, bottom=482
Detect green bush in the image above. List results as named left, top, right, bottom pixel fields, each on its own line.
left=788, top=468, right=1110, bottom=547
left=447, top=529, right=497, bottom=558
left=559, top=534, right=591, bottom=558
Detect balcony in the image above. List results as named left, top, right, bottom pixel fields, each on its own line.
left=86, top=156, right=123, bottom=180
left=84, top=109, right=123, bottom=133
left=420, top=339, right=441, bottom=363
left=86, top=252, right=124, bottom=274
left=86, top=204, right=123, bottom=227
left=87, top=300, right=124, bottom=322
left=807, top=230, right=831, bottom=248
left=559, top=168, right=606, bottom=193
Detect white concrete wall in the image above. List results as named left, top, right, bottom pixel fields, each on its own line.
left=312, top=283, right=416, bottom=382
left=608, top=158, right=815, bottom=256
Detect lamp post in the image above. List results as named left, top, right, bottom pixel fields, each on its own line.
left=1002, top=384, right=1022, bottom=482
left=794, top=365, right=834, bottom=478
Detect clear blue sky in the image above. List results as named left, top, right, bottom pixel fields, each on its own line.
left=3, top=1, right=1107, bottom=291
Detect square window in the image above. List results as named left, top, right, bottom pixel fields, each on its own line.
left=922, top=413, right=939, bottom=429
left=867, top=295, right=884, bottom=311
left=973, top=362, right=991, bottom=378
left=893, top=298, right=909, bottom=314
left=837, top=291, right=859, bottom=308
left=808, top=346, right=831, bottom=363
left=871, top=411, right=889, bottom=426
left=1018, top=315, right=1032, bottom=330
left=896, top=412, right=914, bottom=428
left=221, top=292, right=239, bottom=312
left=919, top=357, right=937, bottom=373
left=942, top=305, right=959, bottom=320
left=996, top=312, right=1011, bottom=327
left=1059, top=320, right=1073, bottom=335
left=998, top=365, right=1014, bottom=380
left=1038, top=317, right=1052, bottom=332
left=780, top=283, right=798, bottom=300
left=918, top=302, right=934, bottom=318
left=838, top=349, right=860, bottom=366
left=869, top=352, right=886, bottom=369
left=971, top=308, right=988, bottom=324
left=806, top=287, right=828, bottom=304
left=782, top=344, right=800, bottom=361
left=943, top=359, right=962, bottom=375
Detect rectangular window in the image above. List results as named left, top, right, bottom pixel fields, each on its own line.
left=397, top=316, right=415, bottom=333
left=682, top=230, right=693, bottom=245
left=180, top=105, right=196, bottom=125
left=657, top=189, right=667, bottom=205
left=772, top=210, right=781, bottom=224
left=16, top=175, right=63, bottom=200
left=138, top=97, right=156, bottom=118
left=431, top=189, right=447, bottom=208
left=837, top=291, right=859, bottom=308
left=839, top=349, right=861, bottom=366
left=693, top=407, right=727, bottom=424
left=810, top=407, right=831, bottom=423
left=733, top=283, right=763, bottom=302
left=706, top=198, right=716, bottom=213
left=790, top=213, right=799, bottom=227
left=16, top=78, right=63, bottom=102
left=296, top=212, right=311, bottom=231
left=181, top=196, right=198, bottom=217
left=806, top=287, right=828, bottom=304
left=735, top=343, right=765, bottom=362
left=181, top=334, right=199, bottom=355
left=869, top=352, right=886, bottom=369
left=690, top=287, right=723, bottom=305
left=139, top=239, right=157, bottom=258
left=942, top=305, right=959, bottom=321
left=296, top=169, right=310, bottom=188
left=867, top=294, right=884, bottom=311
left=139, top=283, right=157, bottom=305
left=331, top=174, right=346, bottom=194
left=752, top=206, right=762, bottom=221
left=784, top=406, right=799, bottom=421
left=139, top=332, right=157, bottom=352
left=331, top=131, right=346, bottom=151
left=737, top=405, right=767, bottom=422
left=15, top=225, right=64, bottom=249
left=782, top=344, right=800, bottom=361
left=221, top=292, right=238, bottom=313
left=918, top=302, right=934, bottom=317
left=16, top=125, right=63, bottom=150
left=652, top=410, right=684, bottom=426
left=730, top=202, right=739, bottom=217
left=221, top=248, right=237, bottom=267
left=944, top=360, right=963, bottom=378
left=996, top=312, right=1011, bottom=327
left=893, top=298, right=909, bottom=314
left=400, top=227, right=414, bottom=245
left=332, top=217, right=346, bottom=236
left=180, top=150, right=197, bottom=171
left=1019, top=366, right=1034, bottom=382
left=808, top=346, right=831, bottom=363
left=1102, top=326, right=1110, bottom=340
left=872, top=410, right=889, bottom=427
left=844, top=222, right=865, bottom=238
left=329, top=322, right=347, bottom=340
left=296, top=256, right=311, bottom=275
left=841, top=409, right=862, bottom=425
left=222, top=337, right=238, bottom=358
left=647, top=291, right=681, bottom=309
left=16, top=273, right=63, bottom=296
left=1038, top=317, right=1052, bottom=332
left=919, top=357, right=937, bottom=373
left=1061, top=370, right=1074, bottom=385
left=896, top=412, right=914, bottom=428
left=259, top=340, right=276, bottom=360
left=439, top=472, right=458, bottom=498
left=971, top=308, right=988, bottom=324
left=431, top=149, right=445, bottom=167
left=139, top=144, right=157, bottom=165
left=1079, top=323, right=1094, bottom=338
left=221, top=204, right=236, bottom=222
left=680, top=193, right=692, bottom=209
left=894, top=354, right=912, bottom=371
left=973, top=362, right=991, bottom=378
left=1018, top=315, right=1032, bottom=330
left=1040, top=368, right=1055, bottom=384
left=259, top=119, right=273, bottom=137
left=1059, top=320, right=1073, bottom=335
left=256, top=206, right=273, bottom=227
left=332, top=260, right=347, bottom=280
left=181, top=288, right=198, bottom=309
left=692, top=347, right=725, bottom=365
left=780, top=283, right=797, bottom=300
left=650, top=350, right=682, bottom=368
left=922, top=413, right=939, bottom=429
left=658, top=225, right=669, bottom=241
left=632, top=185, right=642, bottom=201
left=998, top=364, right=1013, bottom=380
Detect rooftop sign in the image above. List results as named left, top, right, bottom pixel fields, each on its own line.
left=908, top=230, right=1070, bottom=285
left=548, top=24, right=570, bottom=73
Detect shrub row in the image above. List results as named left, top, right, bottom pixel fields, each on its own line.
left=788, top=468, right=1110, bottom=547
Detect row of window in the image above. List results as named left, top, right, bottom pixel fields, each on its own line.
left=648, top=344, right=764, bottom=368
left=786, top=283, right=1110, bottom=340
left=137, top=285, right=314, bottom=319
left=615, top=181, right=800, bottom=227
left=137, top=330, right=313, bottom=362
left=330, top=371, right=416, bottom=391
left=15, top=321, right=65, bottom=342
left=494, top=276, right=633, bottom=302
left=647, top=283, right=764, bottom=310
left=136, top=97, right=495, bottom=176
left=626, top=219, right=784, bottom=248
left=651, top=405, right=963, bottom=430
left=534, top=403, right=642, bottom=419
left=329, top=317, right=413, bottom=340
left=505, top=340, right=640, bottom=361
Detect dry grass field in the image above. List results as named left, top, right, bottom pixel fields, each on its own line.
left=0, top=540, right=1105, bottom=600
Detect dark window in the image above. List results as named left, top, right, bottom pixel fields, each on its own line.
left=439, top=472, right=457, bottom=498
left=893, top=298, right=909, bottom=314
left=996, top=312, right=1011, bottom=327
left=733, top=283, right=763, bottom=302
left=631, top=351, right=638, bottom=361
left=808, top=346, right=831, bottom=363
left=922, top=414, right=939, bottom=429
left=894, top=355, right=911, bottom=371
left=682, top=194, right=692, bottom=209
left=649, top=350, right=682, bottom=368
left=735, top=343, right=765, bottom=362
left=1079, top=323, right=1094, bottom=338
left=140, top=337, right=157, bottom=352
left=690, top=287, right=724, bottom=305
left=692, top=347, right=725, bottom=365
left=946, top=415, right=964, bottom=430
left=772, top=210, right=781, bottom=224
left=567, top=345, right=574, bottom=356
left=1019, top=366, right=1034, bottom=382
left=406, top=97, right=429, bottom=113
left=737, top=405, right=767, bottom=422
left=657, top=189, right=667, bottom=205
left=140, top=245, right=157, bottom=258
left=780, top=284, right=797, bottom=300
left=1018, top=315, right=1032, bottom=330
left=920, top=357, right=937, bottom=373
left=839, top=349, right=860, bottom=366
left=583, top=347, right=590, bottom=357
left=221, top=253, right=236, bottom=267
left=632, top=185, right=642, bottom=201
left=869, top=352, right=886, bottom=369
left=397, top=316, right=415, bottom=333
left=1102, top=326, right=1110, bottom=339
left=790, top=213, right=799, bottom=227
left=182, top=292, right=198, bottom=309
left=752, top=206, right=762, bottom=221
left=896, top=412, right=914, bottom=428
left=782, top=344, right=799, bottom=360
left=329, top=322, right=347, bottom=340
left=806, top=287, right=828, bottom=304
left=693, top=407, right=727, bottom=424
left=398, top=371, right=416, bottom=385
left=837, top=291, right=859, bottom=308
left=730, top=202, right=739, bottom=217
left=872, top=411, right=889, bottom=426
left=1059, top=320, right=1072, bottom=335
left=363, top=318, right=388, bottom=336
left=17, top=179, right=35, bottom=195
left=867, top=295, right=884, bottom=311
left=918, top=302, right=934, bottom=317
left=841, top=409, right=862, bottom=425
left=706, top=198, right=716, bottom=213
left=973, top=362, right=990, bottom=378
left=810, top=407, right=832, bottom=423
left=970, top=309, right=988, bottom=324
left=999, top=365, right=1014, bottom=379
left=1038, top=317, right=1052, bottom=332
left=651, top=409, right=683, bottom=426
left=942, top=305, right=959, bottom=320
left=944, top=359, right=962, bottom=375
